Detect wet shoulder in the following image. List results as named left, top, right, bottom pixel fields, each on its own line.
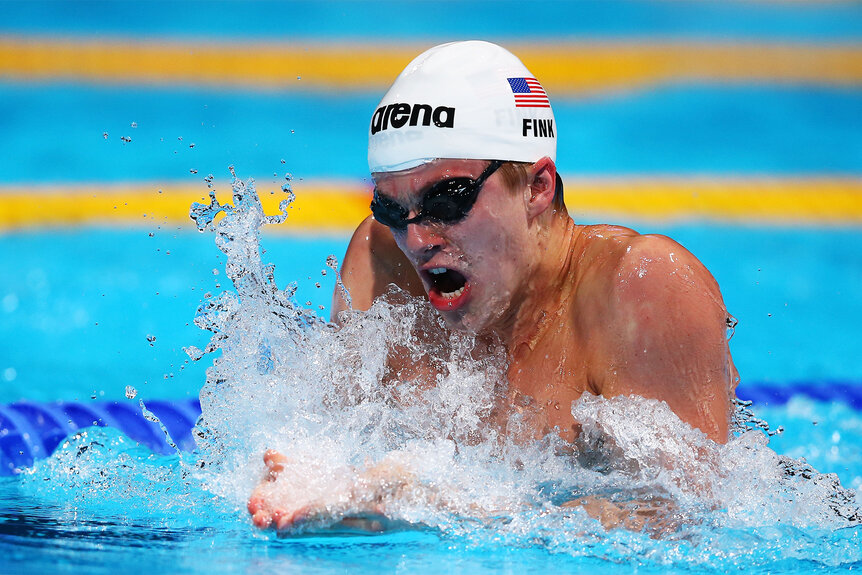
left=574, top=224, right=706, bottom=282
left=570, top=224, right=639, bottom=284
left=571, top=225, right=717, bottom=326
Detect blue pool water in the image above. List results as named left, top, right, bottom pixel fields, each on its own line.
left=2, top=0, right=861, bottom=572
left=2, top=84, right=860, bottom=183
left=3, top=224, right=861, bottom=404
left=1, top=217, right=861, bottom=574
left=4, top=0, right=862, bottom=41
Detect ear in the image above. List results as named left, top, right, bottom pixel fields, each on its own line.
left=525, top=157, right=557, bottom=220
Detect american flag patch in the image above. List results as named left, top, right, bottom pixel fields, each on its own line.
left=507, top=77, right=550, bottom=108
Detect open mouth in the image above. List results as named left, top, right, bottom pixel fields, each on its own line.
left=425, top=267, right=471, bottom=311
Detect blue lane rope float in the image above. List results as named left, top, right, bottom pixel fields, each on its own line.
left=735, top=381, right=862, bottom=411
left=1, top=384, right=861, bottom=475
left=0, top=398, right=200, bottom=475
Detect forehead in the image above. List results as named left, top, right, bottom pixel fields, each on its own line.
left=372, top=159, right=489, bottom=199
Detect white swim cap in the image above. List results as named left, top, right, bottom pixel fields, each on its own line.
left=368, top=41, right=557, bottom=174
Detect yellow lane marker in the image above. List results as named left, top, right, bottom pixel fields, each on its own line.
left=565, top=177, right=862, bottom=224
left=1, top=177, right=861, bottom=231
left=1, top=38, right=860, bottom=92
left=0, top=181, right=370, bottom=233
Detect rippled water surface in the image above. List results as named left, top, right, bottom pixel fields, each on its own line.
left=3, top=177, right=860, bottom=574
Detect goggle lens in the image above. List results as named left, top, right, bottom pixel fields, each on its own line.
left=371, top=160, right=503, bottom=230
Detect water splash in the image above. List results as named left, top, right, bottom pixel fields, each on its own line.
left=139, top=398, right=181, bottom=457
left=19, top=167, right=858, bottom=571
left=181, top=168, right=859, bottom=560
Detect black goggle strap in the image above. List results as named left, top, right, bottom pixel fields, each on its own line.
left=370, top=190, right=405, bottom=223
left=416, top=159, right=503, bottom=215
left=472, top=160, right=504, bottom=192
left=554, top=172, right=564, bottom=204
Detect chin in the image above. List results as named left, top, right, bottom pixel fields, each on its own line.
left=437, top=307, right=493, bottom=335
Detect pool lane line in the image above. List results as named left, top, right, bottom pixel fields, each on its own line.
left=0, top=181, right=372, bottom=233
left=1, top=38, right=861, bottom=92
left=2, top=177, right=861, bottom=231
left=3, top=382, right=862, bottom=474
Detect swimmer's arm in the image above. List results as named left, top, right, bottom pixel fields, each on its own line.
left=562, top=494, right=681, bottom=536
left=331, top=215, right=425, bottom=323
left=593, top=234, right=738, bottom=444
left=331, top=216, right=438, bottom=391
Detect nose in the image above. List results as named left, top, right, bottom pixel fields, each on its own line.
left=403, top=221, right=444, bottom=257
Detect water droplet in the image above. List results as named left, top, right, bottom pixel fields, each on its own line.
left=183, top=345, right=205, bottom=361
left=190, top=169, right=198, bottom=174
left=320, top=269, right=327, bottom=276
left=315, top=282, right=321, bottom=288
left=102, top=132, right=108, bottom=139
left=189, top=143, right=196, bottom=148
left=146, top=334, right=157, bottom=345
left=148, top=232, right=154, bottom=237
left=120, top=136, right=132, bottom=143
left=280, top=159, right=286, bottom=164
left=125, top=386, right=137, bottom=399
left=130, top=122, right=137, bottom=128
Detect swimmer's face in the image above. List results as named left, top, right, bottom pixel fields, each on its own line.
left=372, top=159, right=534, bottom=333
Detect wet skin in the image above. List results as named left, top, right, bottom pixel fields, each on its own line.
left=335, top=158, right=737, bottom=443
left=251, top=157, right=738, bottom=533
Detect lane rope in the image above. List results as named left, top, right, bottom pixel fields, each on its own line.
left=1, top=38, right=861, bottom=93
left=2, top=383, right=860, bottom=475
left=3, top=177, right=862, bottom=232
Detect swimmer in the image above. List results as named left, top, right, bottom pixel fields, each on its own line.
left=250, top=41, right=738, bottom=532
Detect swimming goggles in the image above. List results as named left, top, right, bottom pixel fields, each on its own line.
left=370, top=160, right=504, bottom=230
